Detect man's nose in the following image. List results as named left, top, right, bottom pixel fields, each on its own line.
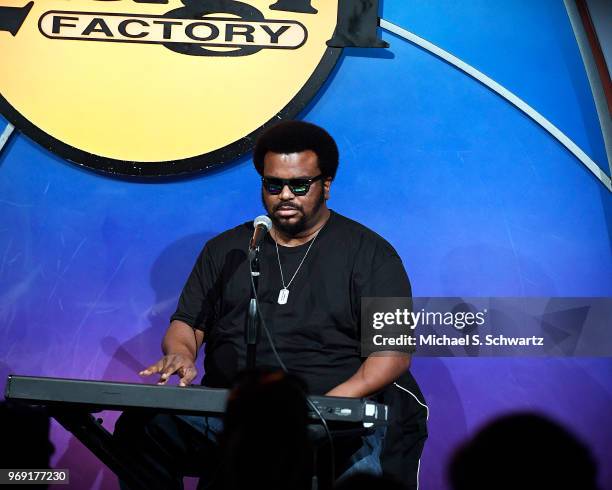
left=279, top=184, right=295, bottom=200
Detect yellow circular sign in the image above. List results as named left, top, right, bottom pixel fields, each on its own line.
left=0, top=0, right=341, bottom=175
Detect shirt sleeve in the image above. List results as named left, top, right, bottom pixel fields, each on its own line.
left=354, top=238, right=416, bottom=354
left=360, top=239, right=412, bottom=298
left=170, top=244, right=219, bottom=334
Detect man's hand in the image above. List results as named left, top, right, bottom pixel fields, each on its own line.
left=325, top=352, right=411, bottom=398
left=140, top=353, right=198, bottom=387
left=139, top=320, right=204, bottom=387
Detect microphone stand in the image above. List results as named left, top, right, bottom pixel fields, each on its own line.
left=245, top=247, right=260, bottom=369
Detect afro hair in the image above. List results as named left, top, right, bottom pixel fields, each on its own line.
left=253, top=120, right=339, bottom=179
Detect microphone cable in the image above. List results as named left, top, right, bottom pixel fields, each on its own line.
left=248, top=255, right=336, bottom=489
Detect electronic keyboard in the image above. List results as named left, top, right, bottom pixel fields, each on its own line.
left=5, top=375, right=388, bottom=426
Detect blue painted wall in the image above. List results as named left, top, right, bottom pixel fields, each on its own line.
left=1, top=1, right=611, bottom=489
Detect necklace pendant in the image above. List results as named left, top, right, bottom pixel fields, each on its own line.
left=277, top=288, right=289, bottom=305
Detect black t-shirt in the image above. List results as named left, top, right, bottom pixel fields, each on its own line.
left=171, top=210, right=412, bottom=395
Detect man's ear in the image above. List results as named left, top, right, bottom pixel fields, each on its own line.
left=323, top=177, right=332, bottom=200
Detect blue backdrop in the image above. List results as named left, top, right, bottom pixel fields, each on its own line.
left=1, top=1, right=611, bottom=489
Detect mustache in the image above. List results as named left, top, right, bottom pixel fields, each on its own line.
left=274, top=203, right=302, bottom=212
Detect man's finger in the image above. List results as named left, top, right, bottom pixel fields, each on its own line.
left=139, top=359, right=165, bottom=376
left=179, top=367, right=197, bottom=387
left=159, top=363, right=180, bottom=379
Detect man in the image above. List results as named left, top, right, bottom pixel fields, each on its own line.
left=114, top=121, right=427, bottom=489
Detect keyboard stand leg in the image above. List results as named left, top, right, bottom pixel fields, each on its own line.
left=51, top=409, right=169, bottom=490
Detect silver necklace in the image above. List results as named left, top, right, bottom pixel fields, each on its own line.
left=274, top=230, right=320, bottom=305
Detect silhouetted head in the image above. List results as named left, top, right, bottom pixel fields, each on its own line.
left=448, top=412, right=599, bottom=490
left=220, top=368, right=312, bottom=490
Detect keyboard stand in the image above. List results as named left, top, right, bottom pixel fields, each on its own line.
left=50, top=409, right=170, bottom=490
left=50, top=408, right=375, bottom=490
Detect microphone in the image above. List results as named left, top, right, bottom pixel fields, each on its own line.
left=249, top=215, right=272, bottom=260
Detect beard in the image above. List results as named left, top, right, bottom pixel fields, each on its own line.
left=263, top=187, right=326, bottom=236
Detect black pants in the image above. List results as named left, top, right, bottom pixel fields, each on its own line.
left=113, top=411, right=385, bottom=490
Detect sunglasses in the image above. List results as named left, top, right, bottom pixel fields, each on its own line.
left=262, top=174, right=324, bottom=196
